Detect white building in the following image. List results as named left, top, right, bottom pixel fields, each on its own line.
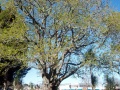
left=59, top=83, right=105, bottom=90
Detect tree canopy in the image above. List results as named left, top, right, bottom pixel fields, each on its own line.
left=13, top=0, right=113, bottom=90
left=0, top=1, right=30, bottom=89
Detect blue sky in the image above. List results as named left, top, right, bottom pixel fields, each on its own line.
left=23, top=0, right=120, bottom=85
left=110, top=0, right=120, bottom=11
left=23, top=68, right=82, bottom=84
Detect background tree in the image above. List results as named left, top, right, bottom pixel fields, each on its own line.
left=91, top=73, right=97, bottom=90
left=14, top=0, right=110, bottom=90
left=0, top=1, right=30, bottom=89
left=85, top=50, right=98, bottom=90
left=29, top=82, right=34, bottom=90
left=80, top=49, right=98, bottom=90
left=105, top=75, right=116, bottom=90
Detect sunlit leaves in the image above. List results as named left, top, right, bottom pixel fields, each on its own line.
left=84, top=49, right=98, bottom=66
left=107, top=12, right=120, bottom=31
left=0, top=2, right=28, bottom=60
left=103, top=12, right=120, bottom=52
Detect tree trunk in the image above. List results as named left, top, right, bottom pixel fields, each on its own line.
left=3, top=81, right=10, bottom=90
left=3, top=82, right=7, bottom=90
left=42, top=76, right=60, bottom=90
left=3, top=80, right=13, bottom=90
left=43, top=85, right=58, bottom=90
left=92, top=86, right=95, bottom=90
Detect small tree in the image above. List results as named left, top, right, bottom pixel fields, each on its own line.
left=91, top=73, right=97, bottom=90
left=81, top=49, right=98, bottom=90
left=105, top=75, right=116, bottom=90
left=29, top=82, right=34, bottom=90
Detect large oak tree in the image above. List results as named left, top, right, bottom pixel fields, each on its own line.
left=14, top=0, right=110, bottom=90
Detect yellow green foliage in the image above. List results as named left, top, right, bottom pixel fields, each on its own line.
left=107, top=12, right=120, bottom=31
left=84, top=50, right=98, bottom=66
left=100, top=12, right=120, bottom=52
left=0, top=2, right=28, bottom=60
left=103, top=12, right=120, bottom=34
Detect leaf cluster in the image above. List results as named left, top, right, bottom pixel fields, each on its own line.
left=0, top=3, right=28, bottom=60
